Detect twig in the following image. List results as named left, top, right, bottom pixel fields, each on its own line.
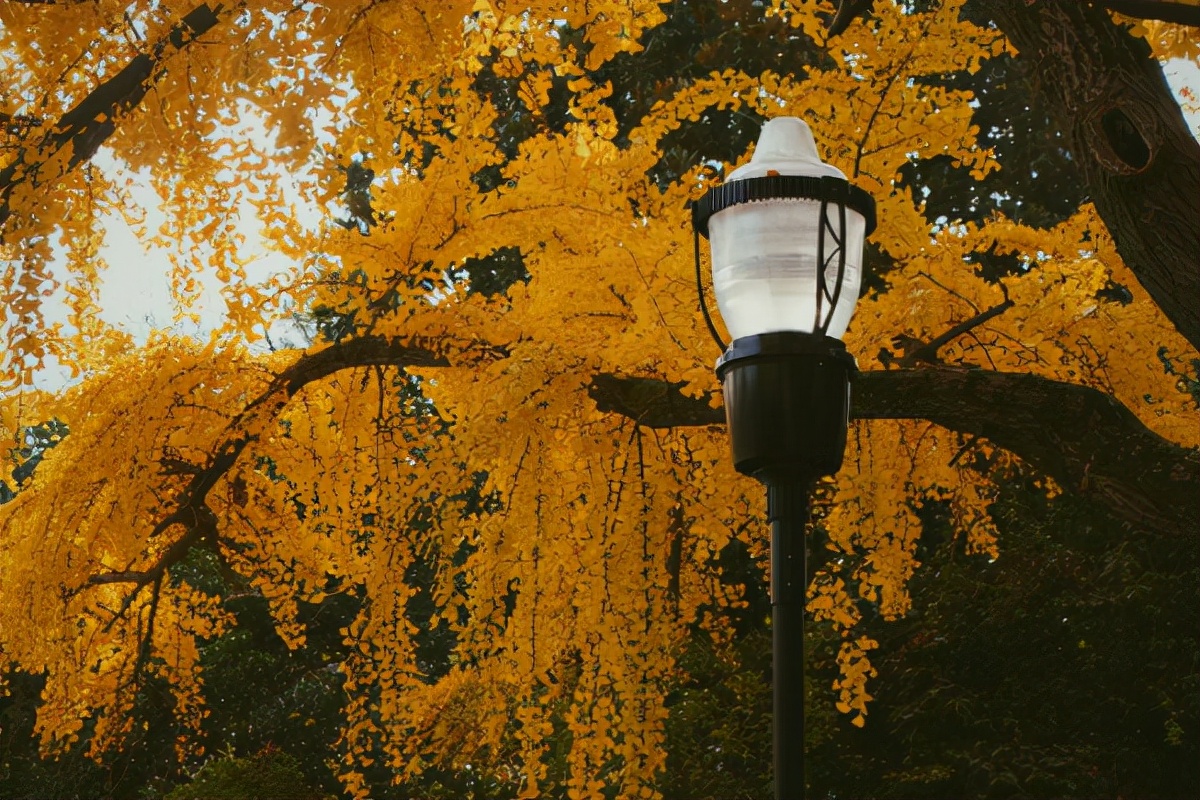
left=897, top=285, right=1013, bottom=367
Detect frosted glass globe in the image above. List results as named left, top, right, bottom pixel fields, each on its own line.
left=706, top=117, right=868, bottom=340
left=709, top=199, right=865, bottom=339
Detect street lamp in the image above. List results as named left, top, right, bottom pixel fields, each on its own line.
left=691, top=116, right=876, bottom=800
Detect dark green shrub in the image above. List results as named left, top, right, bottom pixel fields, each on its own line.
left=164, top=750, right=329, bottom=800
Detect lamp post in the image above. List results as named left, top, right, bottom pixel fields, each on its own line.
left=691, top=117, right=876, bottom=800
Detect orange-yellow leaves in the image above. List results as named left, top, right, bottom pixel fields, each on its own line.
left=808, top=576, right=862, bottom=631
left=518, top=69, right=555, bottom=115
left=833, top=636, right=879, bottom=728
left=766, top=0, right=832, bottom=43
left=2, top=0, right=1197, bottom=795
left=1120, top=15, right=1200, bottom=61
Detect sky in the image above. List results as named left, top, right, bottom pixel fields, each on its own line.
left=28, top=105, right=330, bottom=390
left=89, top=147, right=320, bottom=346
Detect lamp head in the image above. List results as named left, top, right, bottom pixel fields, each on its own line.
left=691, top=118, right=878, bottom=481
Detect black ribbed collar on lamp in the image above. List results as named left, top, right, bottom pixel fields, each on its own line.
left=691, top=174, right=877, bottom=238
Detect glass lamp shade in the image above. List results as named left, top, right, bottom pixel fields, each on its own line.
left=701, top=117, right=872, bottom=341
left=709, top=200, right=865, bottom=340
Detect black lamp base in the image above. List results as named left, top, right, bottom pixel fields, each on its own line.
left=715, top=332, right=856, bottom=482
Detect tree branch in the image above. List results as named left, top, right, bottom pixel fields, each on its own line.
left=828, top=0, right=876, bottom=38
left=0, top=2, right=228, bottom=230
left=587, top=370, right=1200, bottom=537
left=893, top=289, right=1014, bottom=367
left=852, top=1, right=939, bottom=179
left=82, top=335, right=450, bottom=631
left=1100, top=1, right=1200, bottom=26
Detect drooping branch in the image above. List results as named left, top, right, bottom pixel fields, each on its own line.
left=0, top=2, right=228, bottom=230
left=84, top=335, right=450, bottom=622
left=86, top=506, right=216, bottom=622
left=177, top=335, right=449, bottom=517
left=587, top=369, right=1200, bottom=537
left=974, top=0, right=1200, bottom=351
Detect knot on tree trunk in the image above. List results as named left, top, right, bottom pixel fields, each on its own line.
left=1095, top=105, right=1154, bottom=173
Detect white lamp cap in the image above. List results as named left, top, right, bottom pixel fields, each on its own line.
left=726, top=117, right=847, bottom=182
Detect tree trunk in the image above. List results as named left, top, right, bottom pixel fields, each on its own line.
left=976, top=0, right=1200, bottom=352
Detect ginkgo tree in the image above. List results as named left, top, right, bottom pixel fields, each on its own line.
left=1, top=0, right=1197, bottom=797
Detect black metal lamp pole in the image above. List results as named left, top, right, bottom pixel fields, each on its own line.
left=769, top=469, right=813, bottom=800
left=691, top=117, right=876, bottom=800
left=715, top=333, right=856, bottom=799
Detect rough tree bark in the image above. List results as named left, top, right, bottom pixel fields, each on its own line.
left=976, top=0, right=1200, bottom=351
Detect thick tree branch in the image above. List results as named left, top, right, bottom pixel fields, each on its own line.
left=587, top=370, right=1200, bottom=537
left=167, top=334, right=450, bottom=534
left=0, top=2, right=228, bottom=230
left=828, top=0, right=876, bottom=38
left=974, top=0, right=1200, bottom=351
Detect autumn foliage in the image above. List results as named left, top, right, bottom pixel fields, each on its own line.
left=1, top=1, right=1197, bottom=797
